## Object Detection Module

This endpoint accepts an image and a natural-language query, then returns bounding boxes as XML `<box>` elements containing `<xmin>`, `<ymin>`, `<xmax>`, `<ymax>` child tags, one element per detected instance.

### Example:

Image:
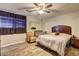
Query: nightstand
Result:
<box><xmin>72</xmin><ymin>37</ymin><xmax>79</xmax><ymax>48</ymax></box>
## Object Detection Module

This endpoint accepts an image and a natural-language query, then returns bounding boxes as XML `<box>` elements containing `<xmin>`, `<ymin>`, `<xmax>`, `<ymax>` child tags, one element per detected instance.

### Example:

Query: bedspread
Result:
<box><xmin>37</xmin><ymin>33</ymin><xmax>71</xmax><ymax>56</ymax></box>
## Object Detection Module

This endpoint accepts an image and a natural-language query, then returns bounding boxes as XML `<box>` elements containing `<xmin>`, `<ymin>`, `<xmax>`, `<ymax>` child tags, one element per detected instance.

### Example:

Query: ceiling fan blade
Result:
<box><xmin>44</xmin><ymin>10</ymin><xmax>50</xmax><ymax>13</ymax></box>
<box><xmin>26</xmin><ymin>10</ymin><xmax>32</xmax><ymax>12</ymax></box>
<box><xmin>48</xmin><ymin>9</ymin><xmax>59</xmax><ymax>12</ymax></box>
<box><xmin>26</xmin><ymin>9</ymin><xmax>37</xmax><ymax>12</ymax></box>
<box><xmin>45</xmin><ymin>4</ymin><xmax>53</xmax><ymax>8</ymax></box>
<box><xmin>33</xmin><ymin>3</ymin><xmax>39</xmax><ymax>7</ymax></box>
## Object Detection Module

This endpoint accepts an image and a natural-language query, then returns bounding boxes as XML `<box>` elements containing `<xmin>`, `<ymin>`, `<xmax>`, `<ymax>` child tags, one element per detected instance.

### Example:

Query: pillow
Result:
<box><xmin>60</xmin><ymin>33</ymin><xmax>71</xmax><ymax>38</ymax></box>
<box><xmin>55</xmin><ymin>32</ymin><xmax>60</xmax><ymax>35</ymax></box>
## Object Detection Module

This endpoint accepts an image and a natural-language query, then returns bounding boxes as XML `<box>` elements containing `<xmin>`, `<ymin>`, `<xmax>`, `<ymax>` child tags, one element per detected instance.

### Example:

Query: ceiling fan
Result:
<box><xmin>25</xmin><ymin>3</ymin><xmax>54</xmax><ymax>14</ymax></box>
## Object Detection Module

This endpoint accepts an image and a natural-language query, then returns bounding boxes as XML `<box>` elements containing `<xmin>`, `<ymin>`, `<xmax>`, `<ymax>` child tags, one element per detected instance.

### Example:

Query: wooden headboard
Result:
<box><xmin>52</xmin><ymin>25</ymin><xmax>72</xmax><ymax>35</ymax></box>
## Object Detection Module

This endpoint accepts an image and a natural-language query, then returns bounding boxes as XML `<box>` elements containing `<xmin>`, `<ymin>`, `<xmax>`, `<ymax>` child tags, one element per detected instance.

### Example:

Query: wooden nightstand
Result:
<box><xmin>72</xmin><ymin>37</ymin><xmax>79</xmax><ymax>48</ymax></box>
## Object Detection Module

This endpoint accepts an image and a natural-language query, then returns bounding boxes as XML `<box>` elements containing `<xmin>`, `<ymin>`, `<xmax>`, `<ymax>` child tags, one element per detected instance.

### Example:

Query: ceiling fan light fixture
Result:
<box><xmin>38</xmin><ymin>10</ymin><xmax>44</xmax><ymax>14</ymax></box>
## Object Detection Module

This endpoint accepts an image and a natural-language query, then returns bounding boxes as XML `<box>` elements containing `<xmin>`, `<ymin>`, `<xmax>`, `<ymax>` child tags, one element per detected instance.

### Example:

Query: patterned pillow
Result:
<box><xmin>55</xmin><ymin>32</ymin><xmax>60</xmax><ymax>35</ymax></box>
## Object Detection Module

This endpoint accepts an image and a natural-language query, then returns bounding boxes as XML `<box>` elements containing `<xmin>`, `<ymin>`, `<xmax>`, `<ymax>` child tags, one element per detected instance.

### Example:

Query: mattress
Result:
<box><xmin>37</xmin><ymin>33</ymin><xmax>71</xmax><ymax>56</ymax></box>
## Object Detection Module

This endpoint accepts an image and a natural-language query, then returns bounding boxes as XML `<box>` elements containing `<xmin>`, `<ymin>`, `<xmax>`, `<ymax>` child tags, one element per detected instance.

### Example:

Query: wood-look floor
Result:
<box><xmin>1</xmin><ymin>42</ymin><xmax>79</xmax><ymax>56</ymax></box>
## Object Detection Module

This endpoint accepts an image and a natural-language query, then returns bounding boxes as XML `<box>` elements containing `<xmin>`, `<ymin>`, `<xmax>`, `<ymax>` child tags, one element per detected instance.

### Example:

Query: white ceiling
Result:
<box><xmin>0</xmin><ymin>3</ymin><xmax>79</xmax><ymax>19</ymax></box>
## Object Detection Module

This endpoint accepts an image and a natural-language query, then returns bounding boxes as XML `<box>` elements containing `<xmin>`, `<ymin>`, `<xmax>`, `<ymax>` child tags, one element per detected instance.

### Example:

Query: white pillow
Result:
<box><xmin>60</xmin><ymin>33</ymin><xmax>71</xmax><ymax>38</ymax></box>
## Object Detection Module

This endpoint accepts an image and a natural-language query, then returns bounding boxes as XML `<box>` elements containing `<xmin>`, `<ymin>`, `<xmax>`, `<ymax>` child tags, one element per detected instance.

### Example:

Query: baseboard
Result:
<box><xmin>1</xmin><ymin>41</ymin><xmax>25</xmax><ymax>48</ymax></box>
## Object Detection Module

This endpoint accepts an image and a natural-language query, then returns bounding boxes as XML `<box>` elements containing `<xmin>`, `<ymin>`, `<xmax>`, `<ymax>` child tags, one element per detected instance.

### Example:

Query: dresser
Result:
<box><xmin>72</xmin><ymin>37</ymin><xmax>79</xmax><ymax>48</ymax></box>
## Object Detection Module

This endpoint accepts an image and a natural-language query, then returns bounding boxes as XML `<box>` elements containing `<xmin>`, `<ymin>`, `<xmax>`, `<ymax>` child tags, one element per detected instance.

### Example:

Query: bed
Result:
<box><xmin>36</xmin><ymin>25</ymin><xmax>72</xmax><ymax>56</ymax></box>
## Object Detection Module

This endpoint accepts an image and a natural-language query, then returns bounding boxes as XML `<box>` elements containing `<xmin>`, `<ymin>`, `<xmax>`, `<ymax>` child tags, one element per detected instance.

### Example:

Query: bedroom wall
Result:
<box><xmin>1</xmin><ymin>34</ymin><xmax>26</xmax><ymax>47</ymax></box>
<box><xmin>44</xmin><ymin>11</ymin><xmax>79</xmax><ymax>36</ymax></box>
<box><xmin>27</xmin><ymin>16</ymin><xmax>42</xmax><ymax>32</ymax></box>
